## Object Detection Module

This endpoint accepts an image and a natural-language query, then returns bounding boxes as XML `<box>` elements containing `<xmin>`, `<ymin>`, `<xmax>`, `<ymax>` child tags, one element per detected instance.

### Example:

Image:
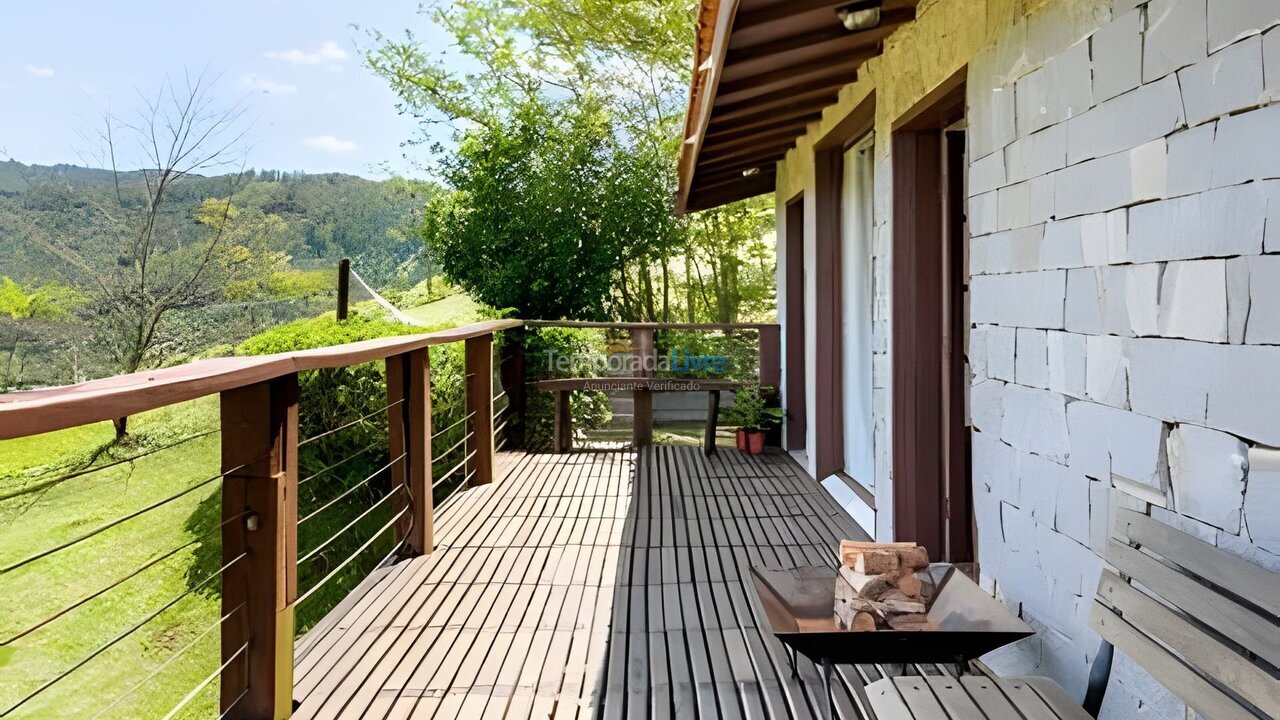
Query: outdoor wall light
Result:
<box><xmin>836</xmin><ymin>1</ymin><xmax>882</xmax><ymax>31</ymax></box>
<box><xmin>742</xmin><ymin>167</ymin><xmax>761</xmax><ymax>177</ymax></box>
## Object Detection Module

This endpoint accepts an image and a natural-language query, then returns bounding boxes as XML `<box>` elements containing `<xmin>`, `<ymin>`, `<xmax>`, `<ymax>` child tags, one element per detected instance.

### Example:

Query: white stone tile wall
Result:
<box><xmin>966</xmin><ymin>1</ymin><xmax>1280</xmax><ymax>711</ymax></box>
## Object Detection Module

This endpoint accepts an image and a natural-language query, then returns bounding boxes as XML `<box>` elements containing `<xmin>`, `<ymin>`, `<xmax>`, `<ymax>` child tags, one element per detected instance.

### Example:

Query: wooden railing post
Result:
<box><xmin>758</xmin><ymin>325</ymin><xmax>783</xmax><ymax>448</ymax></box>
<box><xmin>631</xmin><ymin>327</ymin><xmax>655</xmax><ymax>447</ymax></box>
<box><xmin>387</xmin><ymin>350</ymin><xmax>434</xmax><ymax>555</ymax></box>
<box><xmin>499</xmin><ymin>327</ymin><xmax>527</xmax><ymax>448</ymax></box>
<box><xmin>465</xmin><ymin>333</ymin><xmax>495</xmax><ymax>485</ymax></box>
<box><xmin>759</xmin><ymin>324</ymin><xmax>781</xmax><ymax>390</ymax></box>
<box><xmin>220</xmin><ymin>374</ymin><xmax>298</xmax><ymax>720</ymax></box>
<box><xmin>336</xmin><ymin>258</ymin><xmax>350</xmax><ymax>321</ymax></box>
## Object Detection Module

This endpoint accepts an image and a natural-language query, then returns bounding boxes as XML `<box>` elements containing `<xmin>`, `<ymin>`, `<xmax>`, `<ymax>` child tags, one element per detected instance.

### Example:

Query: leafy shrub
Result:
<box><xmin>265</xmin><ymin>269</ymin><xmax>335</xmax><ymax>299</ymax></box>
<box><xmin>723</xmin><ymin>383</ymin><xmax>782</xmax><ymax>431</ymax></box>
<box><xmin>654</xmin><ymin>328</ymin><xmax>759</xmax><ymax>381</ymax></box>
<box><xmin>235</xmin><ymin>312</ymin><xmax>420</xmax><ymax>355</ymax></box>
<box><xmin>521</xmin><ymin>327</ymin><xmax>612</xmax><ymax>447</ymax></box>
<box><xmin>211</xmin><ymin>312</ymin><xmax>444</xmax><ymax>630</ymax></box>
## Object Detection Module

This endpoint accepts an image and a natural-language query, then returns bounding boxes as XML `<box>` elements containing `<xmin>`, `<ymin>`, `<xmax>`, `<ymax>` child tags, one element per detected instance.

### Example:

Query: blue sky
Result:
<box><xmin>0</xmin><ymin>1</ymin><xmax>454</xmax><ymax>179</ymax></box>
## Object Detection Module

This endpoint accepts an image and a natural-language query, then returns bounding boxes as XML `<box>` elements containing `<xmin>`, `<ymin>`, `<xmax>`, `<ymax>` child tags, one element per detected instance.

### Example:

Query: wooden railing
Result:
<box><xmin>0</xmin><ymin>318</ymin><xmax>776</xmax><ymax>718</ymax></box>
<box><xmin>523</xmin><ymin>321</ymin><xmax>780</xmax><ymax>451</ymax></box>
<box><xmin>0</xmin><ymin>319</ymin><xmax>519</xmax><ymax>719</ymax></box>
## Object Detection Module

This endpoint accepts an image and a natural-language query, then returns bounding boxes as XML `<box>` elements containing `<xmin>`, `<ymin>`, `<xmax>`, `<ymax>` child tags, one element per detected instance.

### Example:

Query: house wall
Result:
<box><xmin>773</xmin><ymin>0</ymin><xmax>1280</xmax><ymax>715</ymax></box>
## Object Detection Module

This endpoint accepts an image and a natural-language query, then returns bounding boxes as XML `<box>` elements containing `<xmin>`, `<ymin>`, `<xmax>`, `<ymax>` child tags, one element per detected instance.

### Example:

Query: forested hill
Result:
<box><xmin>0</xmin><ymin>160</ymin><xmax>436</xmax><ymax>286</ymax></box>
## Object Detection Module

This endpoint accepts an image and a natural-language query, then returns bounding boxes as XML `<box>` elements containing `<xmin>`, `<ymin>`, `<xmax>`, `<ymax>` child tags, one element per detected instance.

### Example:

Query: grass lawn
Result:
<box><xmin>401</xmin><ymin>292</ymin><xmax>484</xmax><ymax>327</ymax></box>
<box><xmin>0</xmin><ymin>396</ymin><xmax>406</xmax><ymax>718</ymax></box>
<box><xmin>0</xmin><ymin>397</ymin><xmax>224</xmax><ymax>719</ymax></box>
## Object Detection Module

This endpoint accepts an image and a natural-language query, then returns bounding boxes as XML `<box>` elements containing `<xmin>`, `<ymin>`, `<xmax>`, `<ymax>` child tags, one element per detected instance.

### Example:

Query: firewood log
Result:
<box><xmin>838</xmin><ymin>566</ymin><xmax>895</xmax><ymax>600</ymax></box>
<box><xmin>880</xmin><ymin>591</ymin><xmax>927</xmax><ymax>615</ymax></box>
<box><xmin>853</xmin><ymin>549</ymin><xmax>900</xmax><ymax>575</ymax></box>
<box><xmin>848</xmin><ymin>611</ymin><xmax>877</xmax><ymax>632</ymax></box>
<box><xmin>897</xmin><ymin>546</ymin><xmax>930</xmax><ymax>570</ymax></box>
<box><xmin>895</xmin><ymin>573</ymin><xmax>923</xmax><ymax>598</ymax></box>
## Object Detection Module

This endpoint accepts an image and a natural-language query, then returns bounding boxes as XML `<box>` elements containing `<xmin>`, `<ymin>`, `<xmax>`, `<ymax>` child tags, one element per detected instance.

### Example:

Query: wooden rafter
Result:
<box><xmin>716</xmin><ymin>53</ymin><xmax>866</xmax><ymax>105</ymax></box>
<box><xmin>706</xmin><ymin>112</ymin><xmax>822</xmax><ymax>143</ymax></box>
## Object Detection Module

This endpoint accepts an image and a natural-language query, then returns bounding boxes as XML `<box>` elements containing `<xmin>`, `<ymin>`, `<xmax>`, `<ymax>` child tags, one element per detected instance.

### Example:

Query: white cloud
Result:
<box><xmin>240</xmin><ymin>73</ymin><xmax>298</xmax><ymax>95</ymax></box>
<box><xmin>25</xmin><ymin>64</ymin><xmax>55</xmax><ymax>78</ymax></box>
<box><xmin>303</xmin><ymin>135</ymin><xmax>358</xmax><ymax>153</ymax></box>
<box><xmin>264</xmin><ymin>40</ymin><xmax>349</xmax><ymax>66</ymax></box>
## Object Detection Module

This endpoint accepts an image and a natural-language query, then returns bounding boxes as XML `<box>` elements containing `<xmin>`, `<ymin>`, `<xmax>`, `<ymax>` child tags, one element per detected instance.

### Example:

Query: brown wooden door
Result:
<box><xmin>890</xmin><ymin>78</ymin><xmax>974</xmax><ymax>562</ymax></box>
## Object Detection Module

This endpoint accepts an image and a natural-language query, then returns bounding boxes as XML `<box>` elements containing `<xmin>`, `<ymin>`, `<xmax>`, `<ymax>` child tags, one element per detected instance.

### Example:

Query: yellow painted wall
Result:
<box><xmin>775</xmin><ymin>0</ymin><xmax>1110</xmax><ymax>196</ymax></box>
<box><xmin>771</xmin><ymin>0</ymin><xmax>1111</xmax><ymax>542</ymax></box>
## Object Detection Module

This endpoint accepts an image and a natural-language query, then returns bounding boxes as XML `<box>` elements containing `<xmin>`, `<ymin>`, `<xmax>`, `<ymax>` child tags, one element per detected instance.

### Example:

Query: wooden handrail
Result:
<box><xmin>524</xmin><ymin>320</ymin><xmax>778</xmax><ymax>330</ymax></box>
<box><xmin>0</xmin><ymin>319</ymin><xmax>522</xmax><ymax>440</ymax></box>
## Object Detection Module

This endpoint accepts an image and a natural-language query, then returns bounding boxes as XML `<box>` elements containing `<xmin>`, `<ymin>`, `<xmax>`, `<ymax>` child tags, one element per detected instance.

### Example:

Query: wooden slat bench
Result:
<box><xmin>865</xmin><ymin>507</ymin><xmax>1280</xmax><ymax>719</ymax></box>
<box><xmin>530</xmin><ymin>377</ymin><xmax>743</xmax><ymax>455</ymax></box>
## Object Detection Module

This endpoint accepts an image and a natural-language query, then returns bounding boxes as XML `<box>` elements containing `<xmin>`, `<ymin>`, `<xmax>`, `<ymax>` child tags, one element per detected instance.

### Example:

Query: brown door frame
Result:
<box><xmin>811</xmin><ymin>94</ymin><xmax>876</xmax><ymax>481</ymax></box>
<box><xmin>783</xmin><ymin>194</ymin><xmax>807</xmax><ymax>451</ymax></box>
<box><xmin>890</xmin><ymin>70</ymin><xmax>973</xmax><ymax>561</ymax></box>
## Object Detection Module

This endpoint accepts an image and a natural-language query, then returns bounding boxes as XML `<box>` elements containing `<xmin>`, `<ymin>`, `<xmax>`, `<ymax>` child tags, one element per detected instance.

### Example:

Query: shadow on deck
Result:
<box><xmin>292</xmin><ymin>446</ymin><xmax>891</xmax><ymax>719</ymax></box>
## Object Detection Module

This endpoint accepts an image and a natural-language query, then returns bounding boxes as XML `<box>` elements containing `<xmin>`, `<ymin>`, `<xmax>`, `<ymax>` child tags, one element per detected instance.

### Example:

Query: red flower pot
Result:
<box><xmin>746</xmin><ymin>430</ymin><xmax>765</xmax><ymax>455</ymax></box>
<box><xmin>735</xmin><ymin>428</ymin><xmax>748</xmax><ymax>452</ymax></box>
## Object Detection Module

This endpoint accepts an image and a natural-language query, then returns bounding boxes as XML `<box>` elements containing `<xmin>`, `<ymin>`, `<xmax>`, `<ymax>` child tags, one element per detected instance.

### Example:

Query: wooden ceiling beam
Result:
<box><xmin>734</xmin><ymin>0</ymin><xmax>851</xmax><ymax>31</ymax></box>
<box><xmin>725</xmin><ymin>8</ymin><xmax>913</xmax><ymax>70</ymax></box>
<box><xmin>708</xmin><ymin>103</ymin><xmax>824</xmax><ymax>133</ymax></box>
<box><xmin>686</xmin><ymin>171</ymin><xmax>776</xmax><ymax>212</ymax></box>
<box><xmin>712</xmin><ymin>82</ymin><xmax>845</xmax><ymax>122</ymax></box>
<box><xmin>715</xmin><ymin>53</ymin><xmax>869</xmax><ymax>105</ymax></box>
<box><xmin>734</xmin><ymin>0</ymin><xmax>917</xmax><ymax>31</ymax></box>
<box><xmin>706</xmin><ymin>111</ymin><xmax>823</xmax><ymax>143</ymax></box>
<box><xmin>695</xmin><ymin>162</ymin><xmax>785</xmax><ymax>188</ymax></box>
<box><xmin>702</xmin><ymin>122</ymin><xmax>815</xmax><ymax>154</ymax></box>
<box><xmin>699</xmin><ymin>141</ymin><xmax>797</xmax><ymax>170</ymax></box>
<box><xmin>699</xmin><ymin>151</ymin><xmax>788</xmax><ymax>174</ymax></box>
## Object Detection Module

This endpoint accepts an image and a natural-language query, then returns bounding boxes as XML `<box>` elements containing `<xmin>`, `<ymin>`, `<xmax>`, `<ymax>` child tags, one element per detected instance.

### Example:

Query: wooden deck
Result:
<box><xmin>292</xmin><ymin>446</ymin><xmax>893</xmax><ymax>719</ymax></box>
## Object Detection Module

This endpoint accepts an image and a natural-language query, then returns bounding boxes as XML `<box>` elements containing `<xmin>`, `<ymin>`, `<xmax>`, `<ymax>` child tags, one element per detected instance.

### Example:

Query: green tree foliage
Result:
<box><xmin>0</xmin><ymin>278</ymin><xmax>87</xmax><ymax>390</ymax></box>
<box><xmin>0</xmin><ymin>277</ymin><xmax>83</xmax><ymax>320</ymax></box>
<box><xmin>422</xmin><ymin>96</ymin><xmax>679</xmax><ymax>319</ymax></box>
<box><xmin>368</xmin><ymin>0</ymin><xmax>778</xmax><ymax>324</ymax></box>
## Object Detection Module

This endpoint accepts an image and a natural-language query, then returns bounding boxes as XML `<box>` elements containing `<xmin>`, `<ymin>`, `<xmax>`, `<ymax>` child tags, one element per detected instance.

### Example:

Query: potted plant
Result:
<box><xmin>730</xmin><ymin>384</ymin><xmax>783</xmax><ymax>454</ymax></box>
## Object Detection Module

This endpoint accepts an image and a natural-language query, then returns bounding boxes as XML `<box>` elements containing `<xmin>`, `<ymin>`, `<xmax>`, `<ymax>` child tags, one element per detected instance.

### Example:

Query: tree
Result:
<box><xmin>0</xmin><ymin>277</ymin><xmax>86</xmax><ymax>390</ymax></box>
<box><xmin>422</xmin><ymin>96</ymin><xmax>677</xmax><ymax>319</ymax></box>
<box><xmin>27</xmin><ymin>73</ymin><xmax>263</xmax><ymax>436</ymax></box>
<box><xmin>368</xmin><ymin>0</ymin><xmax>778</xmax><ymax>324</ymax></box>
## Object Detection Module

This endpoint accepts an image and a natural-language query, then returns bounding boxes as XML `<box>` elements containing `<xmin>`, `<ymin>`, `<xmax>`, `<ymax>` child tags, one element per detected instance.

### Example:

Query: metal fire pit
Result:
<box><xmin>748</xmin><ymin>564</ymin><xmax>1033</xmax><ymax>718</ymax></box>
<box><xmin>750</xmin><ymin>564</ymin><xmax>1033</xmax><ymax>665</ymax></box>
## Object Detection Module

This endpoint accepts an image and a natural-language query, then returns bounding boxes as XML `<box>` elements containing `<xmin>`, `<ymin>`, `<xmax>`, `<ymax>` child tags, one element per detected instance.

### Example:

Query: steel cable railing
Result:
<box><xmin>298</xmin><ymin>485</ymin><xmax>404</xmax><ymax>566</ymax></box>
<box><xmin>0</xmin><ymin>320</ymin><xmax>526</xmax><ymax>718</ymax></box>
<box><xmin>2</xmin><ymin>552</ymin><xmax>246</xmax><ymax>716</ymax></box>
<box><xmin>159</xmin><ymin>641</ymin><xmax>248</xmax><ymax>720</ymax></box>
<box><xmin>432</xmin><ymin>449</ymin><xmax>476</xmax><ymax>491</ymax></box>
<box><xmin>436</xmin><ymin>430</ymin><xmax>475</xmax><ymax>465</ymax></box>
<box><xmin>297</xmin><ymin>452</ymin><xmax>405</xmax><ymax>527</ymax></box>
<box><xmin>298</xmin><ymin>441</ymin><xmax>384</xmax><ymax>487</ymax></box>
<box><xmin>0</xmin><ymin>429</ymin><xmax>219</xmax><ymax>503</ymax></box>
<box><xmin>293</xmin><ymin>391</ymin><xmax>418</xmax><ymax>627</ymax></box>
<box><xmin>296</xmin><ymin>507</ymin><xmax>408</xmax><ymax>606</ymax></box>
<box><xmin>430</xmin><ymin>410</ymin><xmax>476</xmax><ymax>442</ymax></box>
<box><xmin>299</xmin><ymin>399</ymin><xmax>403</xmax><ymax>448</ymax></box>
<box><xmin>88</xmin><ymin>602</ymin><xmax>245</xmax><ymax>720</ymax></box>
<box><xmin>0</xmin><ymin>451</ymin><xmax>262</xmax><ymax>576</ymax></box>
<box><xmin>1</xmin><ymin>510</ymin><xmax>248</xmax><ymax>646</ymax></box>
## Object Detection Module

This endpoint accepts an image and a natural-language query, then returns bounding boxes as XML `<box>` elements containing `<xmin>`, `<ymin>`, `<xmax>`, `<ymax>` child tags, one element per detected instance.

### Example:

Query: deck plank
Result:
<box><xmin>293</xmin><ymin>446</ymin><xmax>877</xmax><ymax>719</ymax></box>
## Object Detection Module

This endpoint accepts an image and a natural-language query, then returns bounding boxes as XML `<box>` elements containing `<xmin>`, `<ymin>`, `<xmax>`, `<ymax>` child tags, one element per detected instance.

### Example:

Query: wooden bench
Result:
<box><xmin>865</xmin><ymin>507</ymin><xmax>1280</xmax><ymax>719</ymax></box>
<box><xmin>529</xmin><ymin>377</ymin><xmax>743</xmax><ymax>455</ymax></box>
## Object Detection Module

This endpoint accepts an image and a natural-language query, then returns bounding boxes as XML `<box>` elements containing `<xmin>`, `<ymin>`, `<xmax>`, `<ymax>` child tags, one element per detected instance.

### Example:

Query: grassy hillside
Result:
<box><xmin>401</xmin><ymin>292</ymin><xmax>484</xmax><ymax>326</ymax></box>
